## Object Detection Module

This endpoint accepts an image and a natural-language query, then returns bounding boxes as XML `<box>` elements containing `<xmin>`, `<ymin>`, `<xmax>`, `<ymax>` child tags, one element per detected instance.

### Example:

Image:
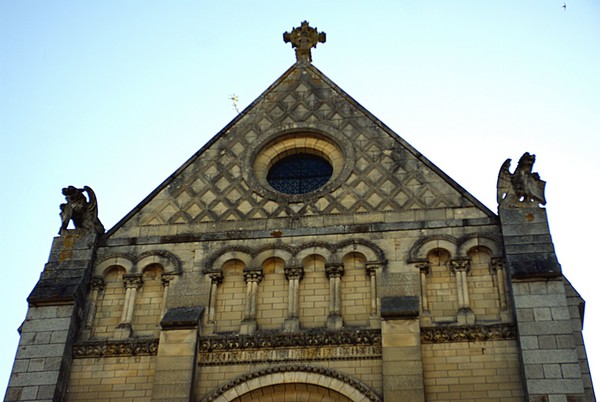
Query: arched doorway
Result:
<box><xmin>202</xmin><ymin>365</ymin><xmax>381</xmax><ymax>402</ymax></box>
<box><xmin>231</xmin><ymin>383</ymin><xmax>352</xmax><ymax>401</ymax></box>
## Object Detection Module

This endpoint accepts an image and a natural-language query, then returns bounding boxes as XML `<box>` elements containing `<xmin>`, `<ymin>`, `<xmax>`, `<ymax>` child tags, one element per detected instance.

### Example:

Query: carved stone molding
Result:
<box><xmin>199</xmin><ymin>330</ymin><xmax>381</xmax><ymax>365</ymax></box>
<box><xmin>199</xmin><ymin>329</ymin><xmax>381</xmax><ymax>352</ymax></box>
<box><xmin>73</xmin><ymin>338</ymin><xmax>159</xmax><ymax>358</ymax></box>
<box><xmin>421</xmin><ymin>324</ymin><xmax>515</xmax><ymax>344</ymax></box>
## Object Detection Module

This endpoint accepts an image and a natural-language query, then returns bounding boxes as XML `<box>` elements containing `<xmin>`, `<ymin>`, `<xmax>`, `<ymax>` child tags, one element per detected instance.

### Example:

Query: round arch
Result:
<box><xmin>94</xmin><ymin>254</ymin><xmax>135</xmax><ymax>276</ymax></box>
<box><xmin>202</xmin><ymin>365</ymin><xmax>381</xmax><ymax>402</ymax></box>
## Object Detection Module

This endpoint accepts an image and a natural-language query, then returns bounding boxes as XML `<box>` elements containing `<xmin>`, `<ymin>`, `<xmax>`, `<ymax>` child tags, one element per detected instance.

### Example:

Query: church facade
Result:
<box><xmin>5</xmin><ymin>22</ymin><xmax>595</xmax><ymax>401</ymax></box>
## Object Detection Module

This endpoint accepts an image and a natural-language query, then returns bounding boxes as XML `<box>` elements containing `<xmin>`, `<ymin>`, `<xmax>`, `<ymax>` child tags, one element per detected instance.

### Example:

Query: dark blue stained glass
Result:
<box><xmin>267</xmin><ymin>153</ymin><xmax>333</xmax><ymax>195</ymax></box>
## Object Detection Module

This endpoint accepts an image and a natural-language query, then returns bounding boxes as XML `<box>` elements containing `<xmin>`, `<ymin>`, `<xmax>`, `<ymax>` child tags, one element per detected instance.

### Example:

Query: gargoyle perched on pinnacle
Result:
<box><xmin>58</xmin><ymin>185</ymin><xmax>105</xmax><ymax>235</ymax></box>
<box><xmin>497</xmin><ymin>152</ymin><xmax>547</xmax><ymax>208</ymax></box>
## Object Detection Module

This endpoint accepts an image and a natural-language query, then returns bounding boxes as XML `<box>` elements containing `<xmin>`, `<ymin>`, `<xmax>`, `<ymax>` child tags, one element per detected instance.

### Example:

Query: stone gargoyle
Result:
<box><xmin>497</xmin><ymin>152</ymin><xmax>546</xmax><ymax>208</ymax></box>
<box><xmin>58</xmin><ymin>185</ymin><xmax>105</xmax><ymax>235</ymax></box>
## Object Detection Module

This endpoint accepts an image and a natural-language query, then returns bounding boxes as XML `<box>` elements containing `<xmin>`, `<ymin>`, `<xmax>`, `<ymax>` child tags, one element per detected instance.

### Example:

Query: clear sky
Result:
<box><xmin>2</xmin><ymin>0</ymin><xmax>599</xmax><ymax>394</ymax></box>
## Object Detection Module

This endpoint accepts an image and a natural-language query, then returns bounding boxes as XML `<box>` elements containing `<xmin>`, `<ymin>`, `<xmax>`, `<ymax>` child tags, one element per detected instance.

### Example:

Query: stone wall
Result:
<box><xmin>422</xmin><ymin>340</ymin><xmax>524</xmax><ymax>400</ymax></box>
<box><xmin>66</xmin><ymin>357</ymin><xmax>155</xmax><ymax>401</ymax></box>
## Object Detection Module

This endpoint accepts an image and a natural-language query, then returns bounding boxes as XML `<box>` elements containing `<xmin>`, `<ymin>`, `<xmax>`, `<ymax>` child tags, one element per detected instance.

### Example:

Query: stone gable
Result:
<box><xmin>109</xmin><ymin>63</ymin><xmax>492</xmax><ymax>239</ymax></box>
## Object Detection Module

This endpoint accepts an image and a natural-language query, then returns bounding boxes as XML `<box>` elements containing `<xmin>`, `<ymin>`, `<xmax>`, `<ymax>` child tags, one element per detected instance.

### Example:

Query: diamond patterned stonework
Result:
<box><xmin>114</xmin><ymin>65</ymin><xmax>483</xmax><ymax>238</ymax></box>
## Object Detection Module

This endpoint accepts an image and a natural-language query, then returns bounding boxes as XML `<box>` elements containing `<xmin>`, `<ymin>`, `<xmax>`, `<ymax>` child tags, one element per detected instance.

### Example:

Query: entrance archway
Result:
<box><xmin>202</xmin><ymin>365</ymin><xmax>381</xmax><ymax>402</ymax></box>
<box><xmin>231</xmin><ymin>383</ymin><xmax>352</xmax><ymax>401</ymax></box>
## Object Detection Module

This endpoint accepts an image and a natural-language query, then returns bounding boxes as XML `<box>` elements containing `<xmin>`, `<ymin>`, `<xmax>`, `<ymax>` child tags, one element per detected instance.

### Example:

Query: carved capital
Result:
<box><xmin>325</xmin><ymin>263</ymin><xmax>344</xmax><ymax>279</ymax></box>
<box><xmin>123</xmin><ymin>274</ymin><xmax>142</xmax><ymax>289</ymax></box>
<box><xmin>365</xmin><ymin>262</ymin><xmax>382</xmax><ymax>276</ymax></box>
<box><xmin>416</xmin><ymin>262</ymin><xmax>431</xmax><ymax>274</ymax></box>
<box><xmin>491</xmin><ymin>258</ymin><xmax>505</xmax><ymax>273</ymax></box>
<box><xmin>161</xmin><ymin>274</ymin><xmax>176</xmax><ymax>287</ymax></box>
<box><xmin>208</xmin><ymin>272</ymin><xmax>223</xmax><ymax>285</ymax></box>
<box><xmin>450</xmin><ymin>259</ymin><xmax>470</xmax><ymax>273</ymax></box>
<box><xmin>243</xmin><ymin>271</ymin><xmax>263</xmax><ymax>283</ymax></box>
<box><xmin>90</xmin><ymin>276</ymin><xmax>105</xmax><ymax>291</ymax></box>
<box><xmin>284</xmin><ymin>266</ymin><xmax>304</xmax><ymax>281</ymax></box>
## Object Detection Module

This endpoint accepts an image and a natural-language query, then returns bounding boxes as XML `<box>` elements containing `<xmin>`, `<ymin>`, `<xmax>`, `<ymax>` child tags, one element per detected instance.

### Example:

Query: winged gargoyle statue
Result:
<box><xmin>497</xmin><ymin>152</ymin><xmax>546</xmax><ymax>208</ymax></box>
<box><xmin>58</xmin><ymin>185</ymin><xmax>105</xmax><ymax>235</ymax></box>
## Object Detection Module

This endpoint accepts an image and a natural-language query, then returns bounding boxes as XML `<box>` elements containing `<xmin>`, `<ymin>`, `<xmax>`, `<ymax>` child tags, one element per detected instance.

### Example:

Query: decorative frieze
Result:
<box><xmin>200</xmin><ymin>329</ymin><xmax>380</xmax><ymax>351</ymax></box>
<box><xmin>73</xmin><ymin>338</ymin><xmax>159</xmax><ymax>358</ymax></box>
<box><xmin>198</xmin><ymin>344</ymin><xmax>381</xmax><ymax>365</ymax></box>
<box><xmin>421</xmin><ymin>324</ymin><xmax>515</xmax><ymax>344</ymax></box>
<box><xmin>198</xmin><ymin>329</ymin><xmax>381</xmax><ymax>365</ymax></box>
<box><xmin>198</xmin><ymin>330</ymin><xmax>381</xmax><ymax>366</ymax></box>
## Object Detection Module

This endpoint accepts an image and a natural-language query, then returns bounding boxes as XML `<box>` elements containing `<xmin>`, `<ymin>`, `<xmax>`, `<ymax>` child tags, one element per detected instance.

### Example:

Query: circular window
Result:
<box><xmin>267</xmin><ymin>153</ymin><xmax>333</xmax><ymax>195</ymax></box>
<box><xmin>247</xmin><ymin>130</ymin><xmax>353</xmax><ymax>201</ymax></box>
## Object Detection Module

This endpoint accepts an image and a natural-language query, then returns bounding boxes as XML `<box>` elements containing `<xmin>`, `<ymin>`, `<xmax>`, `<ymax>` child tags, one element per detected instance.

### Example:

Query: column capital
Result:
<box><xmin>415</xmin><ymin>262</ymin><xmax>431</xmax><ymax>274</ymax></box>
<box><xmin>243</xmin><ymin>270</ymin><xmax>263</xmax><ymax>283</ymax></box>
<box><xmin>365</xmin><ymin>261</ymin><xmax>383</xmax><ymax>275</ymax></box>
<box><xmin>284</xmin><ymin>266</ymin><xmax>304</xmax><ymax>281</ymax></box>
<box><xmin>161</xmin><ymin>274</ymin><xmax>176</xmax><ymax>287</ymax></box>
<box><xmin>491</xmin><ymin>258</ymin><xmax>505</xmax><ymax>272</ymax></box>
<box><xmin>450</xmin><ymin>259</ymin><xmax>470</xmax><ymax>273</ymax></box>
<box><xmin>123</xmin><ymin>274</ymin><xmax>142</xmax><ymax>289</ymax></box>
<box><xmin>90</xmin><ymin>276</ymin><xmax>105</xmax><ymax>291</ymax></box>
<box><xmin>325</xmin><ymin>263</ymin><xmax>344</xmax><ymax>278</ymax></box>
<box><xmin>208</xmin><ymin>272</ymin><xmax>223</xmax><ymax>285</ymax></box>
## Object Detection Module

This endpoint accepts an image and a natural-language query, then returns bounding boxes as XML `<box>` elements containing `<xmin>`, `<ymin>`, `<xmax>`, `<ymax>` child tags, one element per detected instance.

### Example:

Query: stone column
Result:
<box><xmin>204</xmin><ymin>272</ymin><xmax>222</xmax><ymax>335</ymax></box>
<box><xmin>5</xmin><ymin>231</ymin><xmax>99</xmax><ymax>402</ymax></box>
<box><xmin>491</xmin><ymin>258</ymin><xmax>511</xmax><ymax>321</ymax></box>
<box><xmin>82</xmin><ymin>277</ymin><xmax>105</xmax><ymax>340</ymax></box>
<box><xmin>415</xmin><ymin>262</ymin><xmax>431</xmax><ymax>326</ymax></box>
<box><xmin>283</xmin><ymin>266</ymin><xmax>303</xmax><ymax>332</ymax></box>
<box><xmin>325</xmin><ymin>263</ymin><xmax>344</xmax><ymax>330</ymax></box>
<box><xmin>160</xmin><ymin>274</ymin><xmax>175</xmax><ymax>319</ymax></box>
<box><xmin>115</xmin><ymin>274</ymin><xmax>142</xmax><ymax>339</ymax></box>
<box><xmin>380</xmin><ymin>296</ymin><xmax>425</xmax><ymax>401</ymax></box>
<box><xmin>240</xmin><ymin>270</ymin><xmax>262</xmax><ymax>335</ymax></box>
<box><xmin>450</xmin><ymin>259</ymin><xmax>475</xmax><ymax>325</ymax></box>
<box><xmin>152</xmin><ymin>306</ymin><xmax>204</xmax><ymax>402</ymax></box>
<box><xmin>366</xmin><ymin>262</ymin><xmax>381</xmax><ymax>328</ymax></box>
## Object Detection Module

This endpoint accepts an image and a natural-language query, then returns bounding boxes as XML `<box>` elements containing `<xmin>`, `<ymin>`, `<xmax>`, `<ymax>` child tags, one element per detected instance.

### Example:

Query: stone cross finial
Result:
<box><xmin>283</xmin><ymin>21</ymin><xmax>326</xmax><ymax>63</ymax></box>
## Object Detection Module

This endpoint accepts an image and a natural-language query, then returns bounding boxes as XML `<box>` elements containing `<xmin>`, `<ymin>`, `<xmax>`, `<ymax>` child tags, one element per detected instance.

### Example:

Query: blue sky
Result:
<box><xmin>2</xmin><ymin>1</ymin><xmax>599</xmax><ymax>393</ymax></box>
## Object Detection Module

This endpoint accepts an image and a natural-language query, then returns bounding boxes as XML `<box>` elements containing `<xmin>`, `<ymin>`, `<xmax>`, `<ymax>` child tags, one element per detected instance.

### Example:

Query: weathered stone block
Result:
<box><xmin>528</xmin><ymin>379</ymin><xmax>584</xmax><ymax>395</ymax></box>
<box><xmin>380</xmin><ymin>296</ymin><xmax>419</xmax><ymax>318</ymax></box>
<box><xmin>523</xmin><ymin>349</ymin><xmax>579</xmax><ymax>365</ymax></box>
<box><xmin>160</xmin><ymin>306</ymin><xmax>204</xmax><ymax>329</ymax></box>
